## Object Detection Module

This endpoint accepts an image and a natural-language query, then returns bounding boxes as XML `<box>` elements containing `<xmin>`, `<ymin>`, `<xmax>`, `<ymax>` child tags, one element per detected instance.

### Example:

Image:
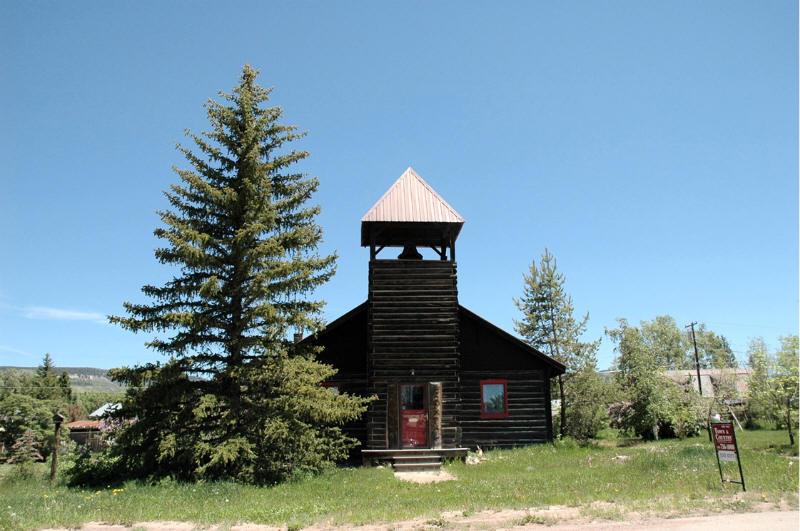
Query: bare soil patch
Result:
<box><xmin>393</xmin><ymin>469</ymin><xmax>457</xmax><ymax>483</ymax></box>
<box><xmin>40</xmin><ymin>503</ymin><xmax>798</xmax><ymax>531</ymax></box>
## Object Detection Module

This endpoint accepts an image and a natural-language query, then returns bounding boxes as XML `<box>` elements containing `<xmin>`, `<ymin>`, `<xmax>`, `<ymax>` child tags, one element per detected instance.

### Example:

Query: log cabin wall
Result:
<box><xmin>334</xmin><ymin>375</ymin><xmax>369</xmax><ymax>449</ymax></box>
<box><xmin>366</xmin><ymin>259</ymin><xmax>461</xmax><ymax>449</ymax></box>
<box><xmin>459</xmin><ymin>370</ymin><xmax>550</xmax><ymax>447</ymax></box>
<box><xmin>309</xmin><ymin>304</ymin><xmax>369</xmax><ymax>449</ymax></box>
<box><xmin>458</xmin><ymin>307</ymin><xmax>554</xmax><ymax>447</ymax></box>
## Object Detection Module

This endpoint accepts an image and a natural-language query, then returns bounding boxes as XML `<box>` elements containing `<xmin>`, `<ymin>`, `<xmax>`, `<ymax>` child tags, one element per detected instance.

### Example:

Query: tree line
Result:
<box><xmin>514</xmin><ymin>248</ymin><xmax>798</xmax><ymax>445</ymax></box>
<box><xmin>0</xmin><ymin>354</ymin><xmax>123</xmax><ymax>465</ymax></box>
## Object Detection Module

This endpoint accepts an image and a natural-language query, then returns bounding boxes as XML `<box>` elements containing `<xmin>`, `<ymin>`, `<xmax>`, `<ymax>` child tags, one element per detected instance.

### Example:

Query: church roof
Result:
<box><xmin>361</xmin><ymin>167</ymin><xmax>464</xmax><ymax>224</ymax></box>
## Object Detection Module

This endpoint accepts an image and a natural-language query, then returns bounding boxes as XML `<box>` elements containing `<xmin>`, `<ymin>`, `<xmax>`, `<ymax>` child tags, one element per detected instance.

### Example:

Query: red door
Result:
<box><xmin>401</xmin><ymin>384</ymin><xmax>427</xmax><ymax>448</ymax></box>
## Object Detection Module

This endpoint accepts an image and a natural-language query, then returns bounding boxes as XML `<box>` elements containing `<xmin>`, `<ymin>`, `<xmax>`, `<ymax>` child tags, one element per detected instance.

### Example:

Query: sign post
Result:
<box><xmin>711</xmin><ymin>422</ymin><xmax>745</xmax><ymax>491</ymax></box>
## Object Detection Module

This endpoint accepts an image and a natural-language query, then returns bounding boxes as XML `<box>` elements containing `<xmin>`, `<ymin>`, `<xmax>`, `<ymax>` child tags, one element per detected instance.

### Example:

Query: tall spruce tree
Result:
<box><xmin>97</xmin><ymin>65</ymin><xmax>369</xmax><ymax>484</ymax></box>
<box><xmin>33</xmin><ymin>353</ymin><xmax>60</xmax><ymax>401</ymax></box>
<box><xmin>513</xmin><ymin>248</ymin><xmax>599</xmax><ymax>438</ymax></box>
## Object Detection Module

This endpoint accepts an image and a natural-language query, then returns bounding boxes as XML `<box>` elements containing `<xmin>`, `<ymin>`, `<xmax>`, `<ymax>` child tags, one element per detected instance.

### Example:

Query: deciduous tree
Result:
<box><xmin>562</xmin><ymin>366</ymin><xmax>614</xmax><ymax>441</ymax></box>
<box><xmin>640</xmin><ymin>316</ymin><xmax>690</xmax><ymax>369</ymax></box>
<box><xmin>607</xmin><ymin>319</ymin><xmax>703</xmax><ymax>440</ymax></box>
<box><xmin>692</xmin><ymin>324</ymin><xmax>737</xmax><ymax>369</ymax></box>
<box><xmin>747</xmin><ymin>335</ymin><xmax>798</xmax><ymax>445</ymax></box>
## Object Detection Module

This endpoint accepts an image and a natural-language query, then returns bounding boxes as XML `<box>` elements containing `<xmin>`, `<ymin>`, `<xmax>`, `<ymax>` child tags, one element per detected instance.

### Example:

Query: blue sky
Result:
<box><xmin>1</xmin><ymin>1</ymin><xmax>796</xmax><ymax>370</ymax></box>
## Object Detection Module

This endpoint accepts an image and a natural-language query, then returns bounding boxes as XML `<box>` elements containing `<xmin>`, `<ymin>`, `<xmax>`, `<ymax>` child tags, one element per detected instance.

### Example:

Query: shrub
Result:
<box><xmin>563</xmin><ymin>367</ymin><xmax>614</xmax><ymax>441</ymax></box>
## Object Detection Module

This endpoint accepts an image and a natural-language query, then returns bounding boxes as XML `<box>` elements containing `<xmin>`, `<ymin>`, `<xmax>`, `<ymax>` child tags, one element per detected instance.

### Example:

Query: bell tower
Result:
<box><xmin>361</xmin><ymin>167</ymin><xmax>465</xmax><ymax>449</ymax></box>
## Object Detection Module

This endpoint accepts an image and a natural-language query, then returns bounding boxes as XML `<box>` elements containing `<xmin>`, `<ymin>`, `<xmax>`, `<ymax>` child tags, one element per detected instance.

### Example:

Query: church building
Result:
<box><xmin>307</xmin><ymin>168</ymin><xmax>565</xmax><ymax>468</ymax></box>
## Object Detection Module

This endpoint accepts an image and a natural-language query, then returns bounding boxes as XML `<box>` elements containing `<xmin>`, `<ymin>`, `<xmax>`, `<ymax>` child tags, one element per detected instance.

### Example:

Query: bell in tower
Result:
<box><xmin>397</xmin><ymin>245</ymin><xmax>422</xmax><ymax>260</ymax></box>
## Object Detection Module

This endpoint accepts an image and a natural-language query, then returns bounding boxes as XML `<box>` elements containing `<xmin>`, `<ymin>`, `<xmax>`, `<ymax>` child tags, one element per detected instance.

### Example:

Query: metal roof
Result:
<box><xmin>361</xmin><ymin>167</ymin><xmax>465</xmax><ymax>224</ymax></box>
<box><xmin>66</xmin><ymin>420</ymin><xmax>102</xmax><ymax>430</ymax></box>
<box><xmin>89</xmin><ymin>402</ymin><xmax>120</xmax><ymax>419</ymax></box>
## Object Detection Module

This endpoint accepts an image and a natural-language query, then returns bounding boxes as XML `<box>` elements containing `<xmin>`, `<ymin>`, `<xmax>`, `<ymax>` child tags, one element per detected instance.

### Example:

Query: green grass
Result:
<box><xmin>1</xmin><ymin>429</ymin><xmax>797</xmax><ymax>530</ymax></box>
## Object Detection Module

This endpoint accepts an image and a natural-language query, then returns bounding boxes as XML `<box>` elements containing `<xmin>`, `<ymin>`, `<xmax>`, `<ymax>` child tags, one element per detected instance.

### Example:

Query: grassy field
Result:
<box><xmin>1</xmin><ymin>429</ymin><xmax>796</xmax><ymax>530</ymax></box>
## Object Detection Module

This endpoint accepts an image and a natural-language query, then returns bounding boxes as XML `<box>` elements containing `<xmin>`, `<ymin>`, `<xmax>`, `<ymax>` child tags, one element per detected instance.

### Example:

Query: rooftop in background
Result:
<box><xmin>89</xmin><ymin>402</ymin><xmax>120</xmax><ymax>419</ymax></box>
<box><xmin>66</xmin><ymin>420</ymin><xmax>102</xmax><ymax>430</ymax></box>
<box><xmin>600</xmin><ymin>368</ymin><xmax>753</xmax><ymax>399</ymax></box>
<box><xmin>664</xmin><ymin>368</ymin><xmax>752</xmax><ymax>398</ymax></box>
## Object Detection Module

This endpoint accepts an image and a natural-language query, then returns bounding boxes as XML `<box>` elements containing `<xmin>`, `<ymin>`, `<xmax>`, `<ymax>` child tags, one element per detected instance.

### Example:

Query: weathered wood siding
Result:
<box><xmin>311</xmin><ymin>304</ymin><xmax>369</xmax><ymax>449</ymax></box>
<box><xmin>366</xmin><ymin>259</ymin><xmax>461</xmax><ymax>448</ymax></box>
<box><xmin>458</xmin><ymin>308</ymin><xmax>554</xmax><ymax>448</ymax></box>
<box><xmin>459</xmin><ymin>370</ymin><xmax>550</xmax><ymax>448</ymax></box>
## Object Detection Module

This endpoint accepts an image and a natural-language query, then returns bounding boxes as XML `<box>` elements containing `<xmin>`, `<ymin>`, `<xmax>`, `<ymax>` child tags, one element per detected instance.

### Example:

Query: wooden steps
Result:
<box><xmin>361</xmin><ymin>448</ymin><xmax>468</xmax><ymax>472</ymax></box>
<box><xmin>392</xmin><ymin>454</ymin><xmax>442</xmax><ymax>472</ymax></box>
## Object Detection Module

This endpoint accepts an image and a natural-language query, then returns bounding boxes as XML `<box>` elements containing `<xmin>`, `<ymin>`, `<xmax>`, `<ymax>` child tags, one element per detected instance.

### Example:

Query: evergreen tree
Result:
<box><xmin>8</xmin><ymin>430</ymin><xmax>44</xmax><ymax>464</ymax></box>
<box><xmin>513</xmin><ymin>248</ymin><xmax>599</xmax><ymax>438</ymax></box>
<box><xmin>57</xmin><ymin>371</ymin><xmax>73</xmax><ymax>402</ymax></box>
<box><xmin>33</xmin><ymin>353</ymin><xmax>60</xmax><ymax>401</ymax></box>
<box><xmin>95</xmin><ymin>65</ymin><xmax>369</xmax><ymax>484</ymax></box>
<box><xmin>36</xmin><ymin>353</ymin><xmax>55</xmax><ymax>378</ymax></box>
<box><xmin>0</xmin><ymin>393</ymin><xmax>54</xmax><ymax>458</ymax></box>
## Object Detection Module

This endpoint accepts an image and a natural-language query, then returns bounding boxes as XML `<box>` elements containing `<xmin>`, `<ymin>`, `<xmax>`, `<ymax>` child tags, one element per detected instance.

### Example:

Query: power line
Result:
<box><xmin>0</xmin><ymin>386</ymin><xmax>134</xmax><ymax>389</ymax></box>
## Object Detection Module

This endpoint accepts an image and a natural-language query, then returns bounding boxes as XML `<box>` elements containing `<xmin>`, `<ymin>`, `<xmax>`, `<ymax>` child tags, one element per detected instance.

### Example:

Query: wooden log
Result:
<box><xmin>429</xmin><ymin>382</ymin><xmax>443</xmax><ymax>449</ymax></box>
<box><xmin>387</xmin><ymin>383</ymin><xmax>399</xmax><ymax>449</ymax></box>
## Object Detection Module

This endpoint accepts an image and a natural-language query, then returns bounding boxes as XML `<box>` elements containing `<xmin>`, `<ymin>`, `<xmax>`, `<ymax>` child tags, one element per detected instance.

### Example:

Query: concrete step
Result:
<box><xmin>392</xmin><ymin>455</ymin><xmax>442</xmax><ymax>472</ymax></box>
<box><xmin>392</xmin><ymin>454</ymin><xmax>442</xmax><ymax>463</ymax></box>
<box><xmin>393</xmin><ymin>461</ymin><xmax>442</xmax><ymax>472</ymax></box>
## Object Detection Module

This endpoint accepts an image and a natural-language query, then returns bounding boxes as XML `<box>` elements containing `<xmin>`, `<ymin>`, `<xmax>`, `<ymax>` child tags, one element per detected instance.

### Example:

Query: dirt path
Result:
<box><xmin>525</xmin><ymin>510</ymin><xmax>799</xmax><ymax>530</ymax></box>
<box><xmin>42</xmin><ymin>508</ymin><xmax>799</xmax><ymax>531</ymax></box>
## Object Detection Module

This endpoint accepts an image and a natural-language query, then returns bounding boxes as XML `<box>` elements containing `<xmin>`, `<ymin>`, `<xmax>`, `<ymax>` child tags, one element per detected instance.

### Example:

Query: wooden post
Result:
<box><xmin>429</xmin><ymin>382</ymin><xmax>443</xmax><ymax>449</ymax></box>
<box><xmin>50</xmin><ymin>413</ymin><xmax>64</xmax><ymax>482</ymax></box>
<box><xmin>387</xmin><ymin>384</ymin><xmax>399</xmax><ymax>449</ymax></box>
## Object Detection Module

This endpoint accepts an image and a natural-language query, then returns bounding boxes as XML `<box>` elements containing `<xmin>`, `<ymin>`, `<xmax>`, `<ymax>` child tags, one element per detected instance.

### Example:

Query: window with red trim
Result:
<box><xmin>322</xmin><ymin>382</ymin><xmax>341</xmax><ymax>395</ymax></box>
<box><xmin>480</xmin><ymin>379</ymin><xmax>508</xmax><ymax>418</ymax></box>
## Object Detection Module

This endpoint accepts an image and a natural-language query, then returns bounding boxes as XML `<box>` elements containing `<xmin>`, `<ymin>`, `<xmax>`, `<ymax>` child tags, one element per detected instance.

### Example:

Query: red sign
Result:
<box><xmin>712</xmin><ymin>423</ymin><xmax>738</xmax><ymax>462</ymax></box>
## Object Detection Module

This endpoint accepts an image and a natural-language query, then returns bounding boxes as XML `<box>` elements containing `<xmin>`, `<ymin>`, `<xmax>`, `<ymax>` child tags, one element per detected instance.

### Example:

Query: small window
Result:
<box><xmin>401</xmin><ymin>384</ymin><xmax>425</xmax><ymax>410</ymax></box>
<box><xmin>322</xmin><ymin>382</ymin><xmax>341</xmax><ymax>395</ymax></box>
<box><xmin>480</xmin><ymin>379</ymin><xmax>508</xmax><ymax>418</ymax></box>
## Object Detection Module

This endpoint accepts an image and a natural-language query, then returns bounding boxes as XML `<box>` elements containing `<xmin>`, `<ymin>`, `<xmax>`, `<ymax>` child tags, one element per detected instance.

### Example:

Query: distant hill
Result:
<box><xmin>0</xmin><ymin>366</ymin><xmax>125</xmax><ymax>393</ymax></box>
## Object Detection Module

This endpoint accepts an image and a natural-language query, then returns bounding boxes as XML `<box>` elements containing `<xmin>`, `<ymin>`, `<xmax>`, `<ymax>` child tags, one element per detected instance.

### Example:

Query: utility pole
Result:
<box><xmin>686</xmin><ymin>322</ymin><xmax>711</xmax><ymax>441</ymax></box>
<box><xmin>686</xmin><ymin>322</ymin><xmax>703</xmax><ymax>396</ymax></box>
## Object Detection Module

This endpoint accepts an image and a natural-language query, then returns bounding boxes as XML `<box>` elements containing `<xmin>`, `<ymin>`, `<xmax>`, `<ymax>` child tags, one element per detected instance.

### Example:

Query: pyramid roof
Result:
<box><xmin>361</xmin><ymin>167</ymin><xmax>464</xmax><ymax>224</ymax></box>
